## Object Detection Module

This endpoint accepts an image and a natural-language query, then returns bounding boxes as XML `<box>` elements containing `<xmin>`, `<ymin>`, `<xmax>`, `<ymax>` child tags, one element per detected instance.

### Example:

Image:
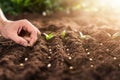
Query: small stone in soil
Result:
<box><xmin>50</xmin><ymin>52</ymin><xmax>52</xmax><ymax>54</ymax></box>
<box><xmin>67</xmin><ymin>53</ymin><xmax>70</xmax><ymax>56</ymax></box>
<box><xmin>87</xmin><ymin>52</ymin><xmax>90</xmax><ymax>55</ymax></box>
<box><xmin>69</xmin><ymin>66</ymin><xmax>74</xmax><ymax>70</ymax></box>
<box><xmin>47</xmin><ymin>63</ymin><xmax>51</xmax><ymax>68</ymax></box>
<box><xmin>113</xmin><ymin>57</ymin><xmax>117</xmax><ymax>60</ymax></box>
<box><xmin>68</xmin><ymin>56</ymin><xmax>72</xmax><ymax>60</ymax></box>
<box><xmin>119</xmin><ymin>64</ymin><xmax>120</xmax><ymax>67</ymax></box>
<box><xmin>20</xmin><ymin>63</ymin><xmax>24</xmax><ymax>67</ymax></box>
<box><xmin>89</xmin><ymin>58</ymin><xmax>93</xmax><ymax>61</ymax></box>
<box><xmin>25</xmin><ymin>58</ymin><xmax>28</xmax><ymax>61</ymax></box>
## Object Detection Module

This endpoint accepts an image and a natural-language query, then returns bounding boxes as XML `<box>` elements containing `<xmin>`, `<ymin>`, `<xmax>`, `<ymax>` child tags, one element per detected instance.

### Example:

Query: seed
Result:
<box><xmin>89</xmin><ymin>58</ymin><xmax>93</xmax><ymax>61</ymax></box>
<box><xmin>20</xmin><ymin>63</ymin><xmax>24</xmax><ymax>66</ymax></box>
<box><xmin>86</xmin><ymin>49</ymin><xmax>88</xmax><ymax>51</ymax></box>
<box><xmin>90</xmin><ymin>65</ymin><xmax>94</xmax><ymax>67</ymax></box>
<box><xmin>66</xmin><ymin>49</ymin><xmax>69</xmax><ymax>51</ymax></box>
<box><xmin>69</xmin><ymin>66</ymin><xmax>73</xmax><ymax>70</ymax></box>
<box><xmin>119</xmin><ymin>64</ymin><xmax>120</xmax><ymax>67</ymax></box>
<box><xmin>27</xmin><ymin>44</ymin><xmax>31</xmax><ymax>47</ymax></box>
<box><xmin>48</xmin><ymin>56</ymin><xmax>51</xmax><ymax>59</ymax></box>
<box><xmin>100</xmin><ymin>43</ymin><xmax>103</xmax><ymax>46</ymax></box>
<box><xmin>50</xmin><ymin>52</ymin><xmax>52</xmax><ymax>54</ymax></box>
<box><xmin>42</xmin><ymin>12</ymin><xmax>47</xmax><ymax>16</ymax></box>
<box><xmin>87</xmin><ymin>52</ymin><xmax>90</xmax><ymax>55</ymax></box>
<box><xmin>25</xmin><ymin>58</ymin><xmax>28</xmax><ymax>61</ymax></box>
<box><xmin>68</xmin><ymin>56</ymin><xmax>72</xmax><ymax>60</ymax></box>
<box><xmin>106</xmin><ymin>49</ymin><xmax>109</xmax><ymax>52</ymax></box>
<box><xmin>113</xmin><ymin>57</ymin><xmax>117</xmax><ymax>60</ymax></box>
<box><xmin>49</xmin><ymin>49</ymin><xmax>52</xmax><ymax>52</ymax></box>
<box><xmin>47</xmin><ymin>63</ymin><xmax>51</xmax><ymax>68</ymax></box>
<box><xmin>67</xmin><ymin>53</ymin><xmax>70</xmax><ymax>56</ymax></box>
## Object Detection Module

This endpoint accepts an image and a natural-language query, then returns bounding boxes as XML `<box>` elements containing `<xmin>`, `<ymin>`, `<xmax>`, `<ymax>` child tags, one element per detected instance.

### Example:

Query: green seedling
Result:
<box><xmin>79</xmin><ymin>32</ymin><xmax>86</xmax><ymax>39</ymax></box>
<box><xmin>43</xmin><ymin>33</ymin><xmax>54</xmax><ymax>40</ymax></box>
<box><xmin>79</xmin><ymin>32</ymin><xmax>92</xmax><ymax>40</ymax></box>
<box><xmin>61</xmin><ymin>30</ymin><xmax>66</xmax><ymax>38</ymax></box>
<box><xmin>112</xmin><ymin>32</ymin><xmax>120</xmax><ymax>39</ymax></box>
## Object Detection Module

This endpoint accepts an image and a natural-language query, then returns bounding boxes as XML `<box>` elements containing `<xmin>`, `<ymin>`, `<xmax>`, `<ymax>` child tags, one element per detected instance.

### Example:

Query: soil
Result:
<box><xmin>0</xmin><ymin>12</ymin><xmax>120</xmax><ymax>80</ymax></box>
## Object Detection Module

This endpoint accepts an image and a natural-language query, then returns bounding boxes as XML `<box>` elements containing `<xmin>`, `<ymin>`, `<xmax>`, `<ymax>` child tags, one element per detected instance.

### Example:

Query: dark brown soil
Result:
<box><xmin>0</xmin><ymin>12</ymin><xmax>120</xmax><ymax>80</ymax></box>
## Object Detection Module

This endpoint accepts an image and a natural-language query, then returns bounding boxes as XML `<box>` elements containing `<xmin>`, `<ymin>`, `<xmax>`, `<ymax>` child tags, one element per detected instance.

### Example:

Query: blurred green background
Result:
<box><xmin>0</xmin><ymin>0</ymin><xmax>84</xmax><ymax>15</ymax></box>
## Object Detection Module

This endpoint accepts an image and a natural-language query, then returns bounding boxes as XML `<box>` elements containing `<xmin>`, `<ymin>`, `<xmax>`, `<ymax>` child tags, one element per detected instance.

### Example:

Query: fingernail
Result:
<box><xmin>23</xmin><ymin>42</ymin><xmax>28</xmax><ymax>47</ymax></box>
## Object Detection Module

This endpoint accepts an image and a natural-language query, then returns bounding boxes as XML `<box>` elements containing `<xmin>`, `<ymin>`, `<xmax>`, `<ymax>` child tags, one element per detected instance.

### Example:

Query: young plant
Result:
<box><xmin>112</xmin><ymin>32</ymin><xmax>120</xmax><ymax>39</ymax></box>
<box><xmin>79</xmin><ymin>32</ymin><xmax>87</xmax><ymax>39</ymax></box>
<box><xmin>79</xmin><ymin>32</ymin><xmax>92</xmax><ymax>40</ymax></box>
<box><xmin>61</xmin><ymin>30</ymin><xmax>66</xmax><ymax>38</ymax></box>
<box><xmin>43</xmin><ymin>33</ymin><xmax>54</xmax><ymax>40</ymax></box>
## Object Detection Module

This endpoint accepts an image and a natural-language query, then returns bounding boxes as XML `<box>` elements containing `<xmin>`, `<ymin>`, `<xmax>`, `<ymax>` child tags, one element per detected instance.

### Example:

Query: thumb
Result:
<box><xmin>10</xmin><ymin>35</ymin><xmax>28</xmax><ymax>46</ymax></box>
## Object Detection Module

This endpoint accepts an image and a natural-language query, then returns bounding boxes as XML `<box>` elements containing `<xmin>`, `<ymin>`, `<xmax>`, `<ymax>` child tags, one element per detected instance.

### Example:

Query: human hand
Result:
<box><xmin>0</xmin><ymin>19</ymin><xmax>40</xmax><ymax>47</ymax></box>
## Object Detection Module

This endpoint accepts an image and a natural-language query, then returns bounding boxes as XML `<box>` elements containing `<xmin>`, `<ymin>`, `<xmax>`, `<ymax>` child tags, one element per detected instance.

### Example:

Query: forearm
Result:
<box><xmin>0</xmin><ymin>8</ymin><xmax>8</xmax><ymax>28</ymax></box>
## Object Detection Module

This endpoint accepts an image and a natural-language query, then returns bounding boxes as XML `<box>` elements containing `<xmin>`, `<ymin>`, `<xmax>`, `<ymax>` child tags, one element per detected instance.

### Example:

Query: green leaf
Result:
<box><xmin>43</xmin><ymin>33</ymin><xmax>54</xmax><ymax>40</ymax></box>
<box><xmin>61</xmin><ymin>30</ymin><xmax>66</xmax><ymax>38</ymax></box>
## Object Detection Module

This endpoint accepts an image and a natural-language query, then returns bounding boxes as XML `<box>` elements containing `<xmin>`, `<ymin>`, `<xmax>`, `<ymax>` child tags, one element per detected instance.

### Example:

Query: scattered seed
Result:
<box><xmin>48</xmin><ymin>56</ymin><xmax>51</xmax><ymax>59</ymax></box>
<box><xmin>90</xmin><ymin>65</ymin><xmax>94</xmax><ymax>67</ymax></box>
<box><xmin>42</xmin><ymin>11</ymin><xmax>47</xmax><ymax>16</ymax></box>
<box><xmin>50</xmin><ymin>52</ymin><xmax>52</xmax><ymax>54</ymax></box>
<box><xmin>68</xmin><ymin>56</ymin><xmax>72</xmax><ymax>60</ymax></box>
<box><xmin>49</xmin><ymin>49</ymin><xmax>52</xmax><ymax>52</ymax></box>
<box><xmin>119</xmin><ymin>64</ymin><xmax>120</xmax><ymax>67</ymax></box>
<box><xmin>100</xmin><ymin>43</ymin><xmax>103</xmax><ymax>46</ymax></box>
<box><xmin>25</xmin><ymin>58</ymin><xmax>28</xmax><ymax>61</ymax></box>
<box><xmin>87</xmin><ymin>52</ymin><xmax>90</xmax><ymax>55</ymax></box>
<box><xmin>113</xmin><ymin>57</ymin><xmax>117</xmax><ymax>60</ymax></box>
<box><xmin>20</xmin><ymin>63</ymin><xmax>24</xmax><ymax>67</ymax></box>
<box><xmin>89</xmin><ymin>58</ymin><xmax>93</xmax><ymax>61</ymax></box>
<box><xmin>47</xmin><ymin>63</ymin><xmax>51</xmax><ymax>68</ymax></box>
<box><xmin>27</xmin><ymin>44</ymin><xmax>31</xmax><ymax>47</ymax></box>
<box><xmin>86</xmin><ymin>49</ymin><xmax>88</xmax><ymax>51</ymax></box>
<box><xmin>69</xmin><ymin>66</ymin><xmax>74</xmax><ymax>70</ymax></box>
<box><xmin>67</xmin><ymin>53</ymin><xmax>70</xmax><ymax>56</ymax></box>
<box><xmin>106</xmin><ymin>49</ymin><xmax>110</xmax><ymax>52</ymax></box>
<box><xmin>66</xmin><ymin>48</ymin><xmax>69</xmax><ymax>51</ymax></box>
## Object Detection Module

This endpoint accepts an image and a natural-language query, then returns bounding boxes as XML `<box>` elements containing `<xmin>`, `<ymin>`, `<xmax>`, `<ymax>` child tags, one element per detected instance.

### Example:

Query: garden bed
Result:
<box><xmin>0</xmin><ymin>12</ymin><xmax>120</xmax><ymax>80</ymax></box>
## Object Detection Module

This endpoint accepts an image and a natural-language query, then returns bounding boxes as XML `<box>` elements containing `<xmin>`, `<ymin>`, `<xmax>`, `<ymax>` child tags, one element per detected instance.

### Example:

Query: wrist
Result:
<box><xmin>0</xmin><ymin>19</ymin><xmax>10</xmax><ymax>32</ymax></box>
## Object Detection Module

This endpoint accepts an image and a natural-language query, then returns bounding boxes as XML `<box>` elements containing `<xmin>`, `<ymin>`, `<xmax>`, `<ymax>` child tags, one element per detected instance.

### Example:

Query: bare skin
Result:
<box><xmin>0</xmin><ymin>8</ymin><xmax>40</xmax><ymax>47</ymax></box>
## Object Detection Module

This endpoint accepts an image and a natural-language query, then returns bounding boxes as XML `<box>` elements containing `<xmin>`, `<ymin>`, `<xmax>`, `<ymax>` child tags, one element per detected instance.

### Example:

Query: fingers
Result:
<box><xmin>19</xmin><ymin>19</ymin><xmax>40</xmax><ymax>46</ymax></box>
<box><xmin>10</xmin><ymin>34</ymin><xmax>28</xmax><ymax>46</ymax></box>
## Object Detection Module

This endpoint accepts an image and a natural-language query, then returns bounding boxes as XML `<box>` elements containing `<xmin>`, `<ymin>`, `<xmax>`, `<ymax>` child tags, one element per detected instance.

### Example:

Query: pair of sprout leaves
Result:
<box><xmin>43</xmin><ymin>30</ymin><xmax>120</xmax><ymax>40</ymax></box>
<box><xmin>43</xmin><ymin>30</ymin><xmax>66</xmax><ymax>40</ymax></box>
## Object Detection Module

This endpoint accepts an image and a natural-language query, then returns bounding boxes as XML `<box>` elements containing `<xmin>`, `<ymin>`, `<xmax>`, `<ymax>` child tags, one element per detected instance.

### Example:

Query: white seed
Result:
<box><xmin>66</xmin><ymin>49</ymin><xmax>69</xmax><ymax>51</ymax></box>
<box><xmin>90</xmin><ymin>65</ymin><xmax>94</xmax><ymax>67</ymax></box>
<box><xmin>86</xmin><ymin>49</ymin><xmax>88</xmax><ymax>51</ymax></box>
<box><xmin>106</xmin><ymin>49</ymin><xmax>109</xmax><ymax>52</ymax></box>
<box><xmin>49</xmin><ymin>51</ymin><xmax>52</xmax><ymax>53</ymax></box>
<box><xmin>69</xmin><ymin>66</ymin><xmax>73</xmax><ymax>70</ymax></box>
<box><xmin>42</xmin><ymin>11</ymin><xmax>47</xmax><ymax>16</ymax></box>
<box><xmin>89</xmin><ymin>58</ymin><xmax>93</xmax><ymax>61</ymax></box>
<box><xmin>113</xmin><ymin>57</ymin><xmax>117</xmax><ymax>60</ymax></box>
<box><xmin>47</xmin><ymin>63</ymin><xmax>51</xmax><ymax>68</ymax></box>
<box><xmin>25</xmin><ymin>58</ymin><xmax>28</xmax><ymax>61</ymax></box>
<box><xmin>68</xmin><ymin>56</ymin><xmax>72</xmax><ymax>60</ymax></box>
<box><xmin>100</xmin><ymin>43</ymin><xmax>103</xmax><ymax>46</ymax></box>
<box><xmin>87</xmin><ymin>52</ymin><xmax>90</xmax><ymax>55</ymax></box>
<box><xmin>119</xmin><ymin>64</ymin><xmax>120</xmax><ymax>67</ymax></box>
<box><xmin>48</xmin><ymin>56</ymin><xmax>51</xmax><ymax>59</ymax></box>
<box><xmin>49</xmin><ymin>49</ymin><xmax>52</xmax><ymax>52</ymax></box>
<box><xmin>67</xmin><ymin>53</ymin><xmax>70</xmax><ymax>56</ymax></box>
<box><xmin>20</xmin><ymin>63</ymin><xmax>24</xmax><ymax>66</ymax></box>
